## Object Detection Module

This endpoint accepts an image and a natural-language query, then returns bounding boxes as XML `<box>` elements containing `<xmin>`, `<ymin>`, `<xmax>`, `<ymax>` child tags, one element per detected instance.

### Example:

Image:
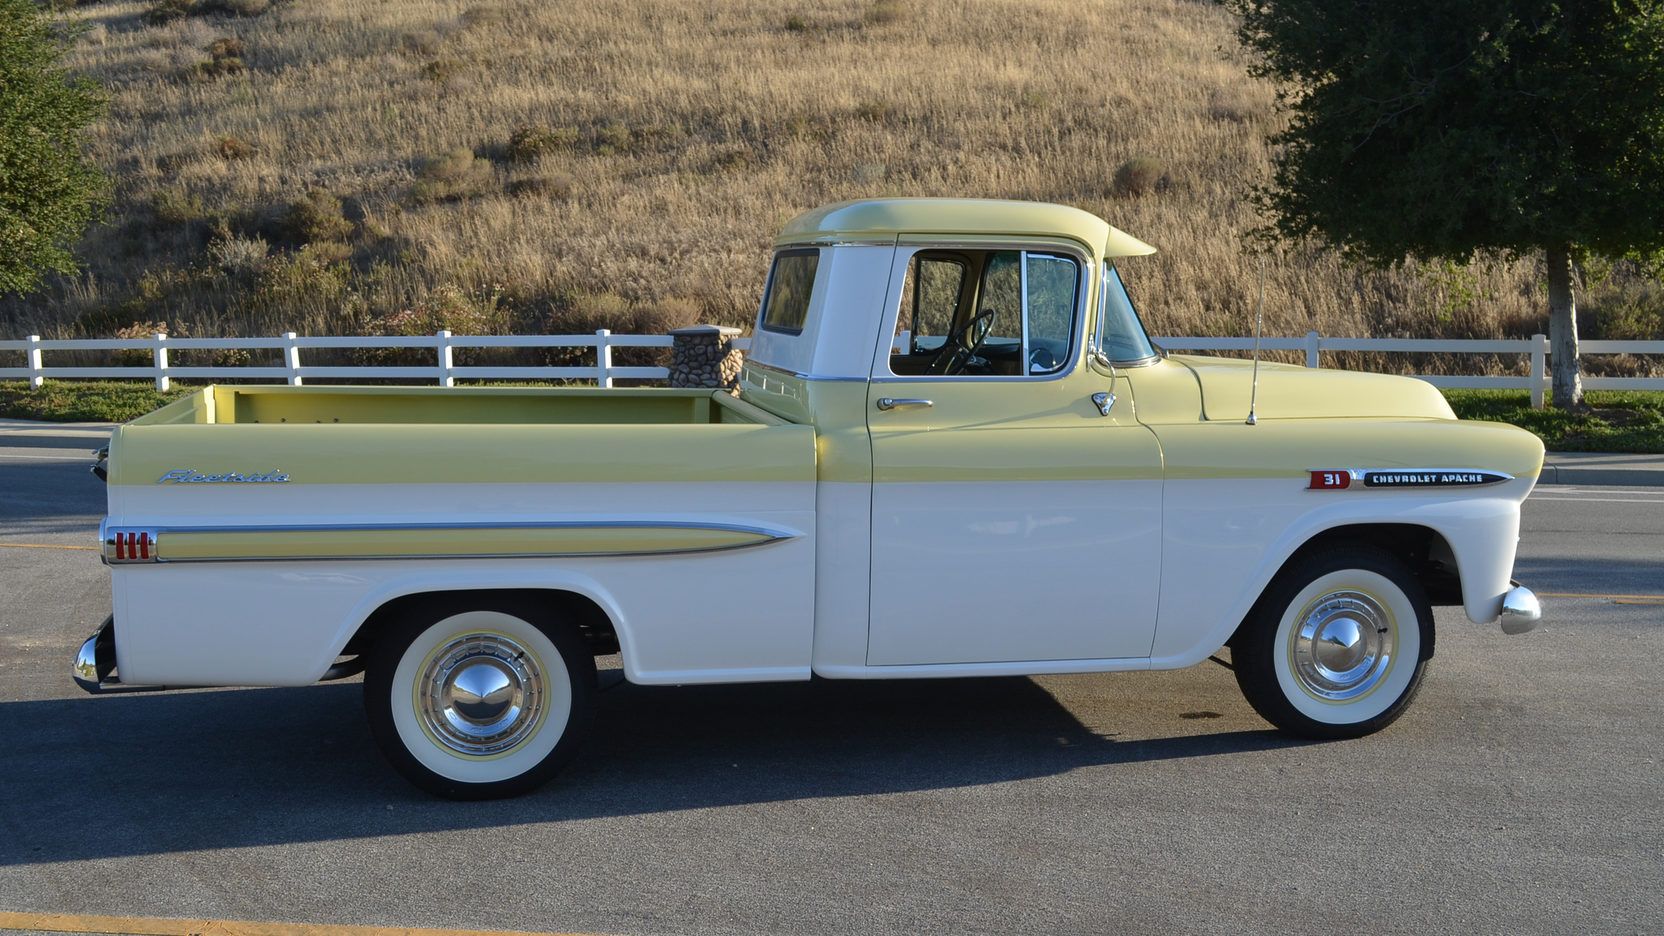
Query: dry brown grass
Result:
<box><xmin>6</xmin><ymin>0</ymin><xmax>1654</xmax><ymax>378</ymax></box>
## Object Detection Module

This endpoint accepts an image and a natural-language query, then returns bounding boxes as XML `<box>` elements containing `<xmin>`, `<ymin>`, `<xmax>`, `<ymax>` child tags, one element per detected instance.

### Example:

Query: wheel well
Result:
<box><xmin>1232</xmin><ymin>523</ymin><xmax>1457</xmax><ymax>657</ymax></box>
<box><xmin>340</xmin><ymin>588</ymin><xmax>621</xmax><ymax>660</ymax></box>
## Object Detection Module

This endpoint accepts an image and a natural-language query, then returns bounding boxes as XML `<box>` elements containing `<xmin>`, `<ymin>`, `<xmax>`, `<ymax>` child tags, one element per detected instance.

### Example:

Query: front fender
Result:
<box><xmin>1149</xmin><ymin>476</ymin><xmax>1532</xmax><ymax>668</ymax></box>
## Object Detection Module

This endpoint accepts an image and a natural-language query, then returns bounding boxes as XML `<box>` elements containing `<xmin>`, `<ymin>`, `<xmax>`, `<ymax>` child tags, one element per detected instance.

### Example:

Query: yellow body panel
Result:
<box><xmin>109</xmin><ymin>419</ymin><xmax>817</xmax><ymax>485</ymax></box>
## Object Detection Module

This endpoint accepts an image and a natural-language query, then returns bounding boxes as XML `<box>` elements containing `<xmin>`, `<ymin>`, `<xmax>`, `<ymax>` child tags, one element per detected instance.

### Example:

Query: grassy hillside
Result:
<box><xmin>5</xmin><ymin>0</ymin><xmax>1661</xmax><ymax>377</ymax></box>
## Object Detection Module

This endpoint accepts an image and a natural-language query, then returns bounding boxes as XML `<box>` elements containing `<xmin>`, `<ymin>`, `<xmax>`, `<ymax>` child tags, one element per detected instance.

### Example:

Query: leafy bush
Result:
<box><xmin>150</xmin><ymin>187</ymin><xmax>207</xmax><ymax>225</ymax></box>
<box><xmin>276</xmin><ymin>188</ymin><xmax>354</xmax><ymax>245</ymax></box>
<box><xmin>207</xmin><ymin>232</ymin><xmax>269</xmax><ymax>276</ymax></box>
<box><xmin>142</xmin><ymin>0</ymin><xmax>194</xmax><ymax>25</ymax></box>
<box><xmin>193</xmin><ymin>36</ymin><xmax>247</xmax><ymax>79</ymax></box>
<box><xmin>785</xmin><ymin>14</ymin><xmax>808</xmax><ymax>32</ymax></box>
<box><xmin>506</xmin><ymin>171</ymin><xmax>574</xmax><ymax>199</ymax></box>
<box><xmin>214</xmin><ymin>135</ymin><xmax>256</xmax><ymax>160</ymax></box>
<box><xmin>412</xmin><ymin>148</ymin><xmax>495</xmax><ymax>203</ymax></box>
<box><xmin>1112</xmin><ymin>157</ymin><xmax>1168</xmax><ymax>197</ymax></box>
<box><xmin>506</xmin><ymin>124</ymin><xmax>579</xmax><ymax>163</ymax></box>
<box><xmin>0</xmin><ymin>0</ymin><xmax>108</xmax><ymax>296</ymax></box>
<box><xmin>862</xmin><ymin>0</ymin><xmax>904</xmax><ymax>27</ymax></box>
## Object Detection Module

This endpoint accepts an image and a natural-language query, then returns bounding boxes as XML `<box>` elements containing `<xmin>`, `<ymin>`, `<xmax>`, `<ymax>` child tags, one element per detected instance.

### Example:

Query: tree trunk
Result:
<box><xmin>1545</xmin><ymin>244</ymin><xmax>1584</xmax><ymax>411</ymax></box>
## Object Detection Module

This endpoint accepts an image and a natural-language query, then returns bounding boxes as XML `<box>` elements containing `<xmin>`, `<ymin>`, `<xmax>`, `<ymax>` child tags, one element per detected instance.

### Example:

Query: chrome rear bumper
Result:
<box><xmin>1499</xmin><ymin>582</ymin><xmax>1543</xmax><ymax>635</ymax></box>
<box><xmin>72</xmin><ymin>616</ymin><xmax>167</xmax><ymax>694</ymax></box>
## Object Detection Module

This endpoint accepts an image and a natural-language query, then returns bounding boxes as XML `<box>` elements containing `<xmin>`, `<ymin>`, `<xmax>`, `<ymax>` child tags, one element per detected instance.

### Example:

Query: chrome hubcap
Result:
<box><xmin>419</xmin><ymin>633</ymin><xmax>544</xmax><ymax>756</ymax></box>
<box><xmin>1291</xmin><ymin>591</ymin><xmax>1394</xmax><ymax>702</ymax></box>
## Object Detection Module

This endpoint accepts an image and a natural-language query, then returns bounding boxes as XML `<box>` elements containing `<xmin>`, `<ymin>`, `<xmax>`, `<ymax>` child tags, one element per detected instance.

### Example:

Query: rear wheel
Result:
<box><xmin>1233</xmin><ymin>545</ymin><xmax>1431</xmax><ymax>739</ymax></box>
<box><xmin>364</xmin><ymin>600</ymin><xmax>595</xmax><ymax>799</ymax></box>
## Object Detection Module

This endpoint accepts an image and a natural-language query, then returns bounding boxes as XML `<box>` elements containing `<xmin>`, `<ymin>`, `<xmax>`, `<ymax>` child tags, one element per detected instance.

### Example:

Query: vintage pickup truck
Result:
<box><xmin>77</xmin><ymin>199</ymin><xmax>1544</xmax><ymax>798</ymax></box>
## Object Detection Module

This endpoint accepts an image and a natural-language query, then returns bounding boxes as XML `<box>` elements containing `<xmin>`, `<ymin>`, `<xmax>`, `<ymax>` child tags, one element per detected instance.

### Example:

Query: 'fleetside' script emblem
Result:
<box><xmin>158</xmin><ymin>468</ymin><xmax>290</xmax><ymax>484</ymax></box>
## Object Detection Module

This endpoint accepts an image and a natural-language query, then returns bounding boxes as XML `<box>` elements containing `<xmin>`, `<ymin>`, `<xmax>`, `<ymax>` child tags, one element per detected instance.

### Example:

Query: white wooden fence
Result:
<box><xmin>2</xmin><ymin>329</ymin><xmax>1661</xmax><ymax>409</ymax></box>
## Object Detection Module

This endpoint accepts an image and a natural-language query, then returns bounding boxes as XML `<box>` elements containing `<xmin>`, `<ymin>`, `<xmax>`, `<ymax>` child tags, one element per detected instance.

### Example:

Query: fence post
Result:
<box><xmin>25</xmin><ymin>335</ymin><xmax>43</xmax><ymax>389</ymax></box>
<box><xmin>1530</xmin><ymin>333</ymin><xmax>1548</xmax><ymax>410</ymax></box>
<box><xmin>282</xmin><ymin>332</ymin><xmax>303</xmax><ymax>386</ymax></box>
<box><xmin>436</xmin><ymin>330</ymin><xmax>454</xmax><ymax>387</ymax></box>
<box><xmin>152</xmin><ymin>332</ymin><xmax>170</xmax><ymax>392</ymax></box>
<box><xmin>668</xmin><ymin>325</ymin><xmax>744</xmax><ymax>389</ymax></box>
<box><xmin>596</xmin><ymin>329</ymin><xmax>614</xmax><ymax>388</ymax></box>
<box><xmin>1304</xmin><ymin>330</ymin><xmax>1321</xmax><ymax>368</ymax></box>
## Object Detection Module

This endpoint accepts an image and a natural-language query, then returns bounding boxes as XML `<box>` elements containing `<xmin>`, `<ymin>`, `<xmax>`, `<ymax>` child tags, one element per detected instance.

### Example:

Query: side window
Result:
<box><xmin>899</xmin><ymin>255</ymin><xmax>967</xmax><ymax>347</ymax></box>
<box><xmin>1025</xmin><ymin>253</ymin><xmax>1078</xmax><ymax>375</ymax></box>
<box><xmin>888</xmin><ymin>248</ymin><xmax>1081</xmax><ymax>377</ymax></box>
<box><xmin>758</xmin><ymin>249</ymin><xmax>819</xmax><ymax>335</ymax></box>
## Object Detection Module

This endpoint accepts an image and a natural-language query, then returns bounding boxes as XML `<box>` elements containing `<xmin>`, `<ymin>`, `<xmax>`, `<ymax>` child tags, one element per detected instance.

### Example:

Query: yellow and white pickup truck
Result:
<box><xmin>77</xmin><ymin>199</ymin><xmax>1545</xmax><ymax>798</ymax></box>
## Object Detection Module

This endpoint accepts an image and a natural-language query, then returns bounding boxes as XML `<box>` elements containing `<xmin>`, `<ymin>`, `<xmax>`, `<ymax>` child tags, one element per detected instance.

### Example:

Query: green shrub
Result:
<box><xmin>276</xmin><ymin>188</ymin><xmax>354</xmax><ymax>245</ymax></box>
<box><xmin>142</xmin><ymin>0</ymin><xmax>194</xmax><ymax>25</ymax></box>
<box><xmin>506</xmin><ymin>124</ymin><xmax>579</xmax><ymax>163</ymax></box>
<box><xmin>150</xmin><ymin>187</ymin><xmax>207</xmax><ymax>225</ymax></box>
<box><xmin>206</xmin><ymin>231</ymin><xmax>269</xmax><ymax>276</ymax></box>
<box><xmin>213</xmin><ymin>134</ymin><xmax>256</xmax><ymax>160</ymax></box>
<box><xmin>785</xmin><ymin>14</ymin><xmax>809</xmax><ymax>32</ymax></box>
<box><xmin>506</xmin><ymin>171</ymin><xmax>574</xmax><ymax>199</ymax></box>
<box><xmin>862</xmin><ymin>0</ymin><xmax>905</xmax><ymax>27</ymax></box>
<box><xmin>1112</xmin><ymin>157</ymin><xmax>1168</xmax><ymax>197</ymax></box>
<box><xmin>412</xmin><ymin>148</ymin><xmax>495</xmax><ymax>203</ymax></box>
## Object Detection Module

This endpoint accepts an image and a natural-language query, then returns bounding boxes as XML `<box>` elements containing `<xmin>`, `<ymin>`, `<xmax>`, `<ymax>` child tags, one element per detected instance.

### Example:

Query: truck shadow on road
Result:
<box><xmin>0</xmin><ymin>676</ymin><xmax>1304</xmax><ymax>866</ymax></box>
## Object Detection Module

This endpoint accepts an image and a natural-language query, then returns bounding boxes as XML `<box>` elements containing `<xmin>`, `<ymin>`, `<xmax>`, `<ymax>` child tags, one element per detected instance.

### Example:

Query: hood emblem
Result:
<box><xmin>157</xmin><ymin>469</ymin><xmax>290</xmax><ymax>484</ymax></box>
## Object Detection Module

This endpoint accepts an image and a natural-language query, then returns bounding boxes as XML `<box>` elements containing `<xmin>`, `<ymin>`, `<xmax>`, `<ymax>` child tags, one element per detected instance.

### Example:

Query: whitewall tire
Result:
<box><xmin>1233</xmin><ymin>545</ymin><xmax>1431</xmax><ymax>739</ymax></box>
<box><xmin>365</xmin><ymin>600</ymin><xmax>596</xmax><ymax>799</ymax></box>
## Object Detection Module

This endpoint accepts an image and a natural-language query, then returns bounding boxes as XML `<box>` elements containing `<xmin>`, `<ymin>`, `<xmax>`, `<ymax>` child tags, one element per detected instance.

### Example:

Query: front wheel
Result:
<box><xmin>1233</xmin><ymin>545</ymin><xmax>1431</xmax><ymax>739</ymax></box>
<box><xmin>364</xmin><ymin>600</ymin><xmax>596</xmax><ymax>799</ymax></box>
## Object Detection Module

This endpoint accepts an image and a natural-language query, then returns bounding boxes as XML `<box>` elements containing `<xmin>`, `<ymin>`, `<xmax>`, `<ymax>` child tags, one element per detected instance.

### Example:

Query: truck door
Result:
<box><xmin>865</xmin><ymin>244</ymin><xmax>1164</xmax><ymax>665</ymax></box>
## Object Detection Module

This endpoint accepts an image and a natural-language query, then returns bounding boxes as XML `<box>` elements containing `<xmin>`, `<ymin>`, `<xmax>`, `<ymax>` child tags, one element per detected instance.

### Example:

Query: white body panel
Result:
<box><xmin>109</xmin><ymin>481</ymin><xmax>816</xmax><ymax>686</ymax></box>
<box><xmin>744</xmin><ymin>245</ymin><xmax>896</xmax><ymax>379</ymax></box>
<box><xmin>866</xmin><ymin>480</ymin><xmax>1163</xmax><ymax>664</ymax></box>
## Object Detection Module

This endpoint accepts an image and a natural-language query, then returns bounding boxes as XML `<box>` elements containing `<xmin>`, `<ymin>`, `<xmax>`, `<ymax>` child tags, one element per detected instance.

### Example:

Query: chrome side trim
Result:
<box><xmin>96</xmin><ymin>518</ymin><xmax>802</xmax><ymax>565</ymax></box>
<box><xmin>740</xmin><ymin>360</ymin><xmax>868</xmax><ymax>383</ymax></box>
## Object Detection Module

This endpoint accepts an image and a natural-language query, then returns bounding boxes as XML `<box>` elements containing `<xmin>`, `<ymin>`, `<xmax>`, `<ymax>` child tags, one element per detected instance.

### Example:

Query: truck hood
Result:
<box><xmin>1168</xmin><ymin>354</ymin><xmax>1457</xmax><ymax>421</ymax></box>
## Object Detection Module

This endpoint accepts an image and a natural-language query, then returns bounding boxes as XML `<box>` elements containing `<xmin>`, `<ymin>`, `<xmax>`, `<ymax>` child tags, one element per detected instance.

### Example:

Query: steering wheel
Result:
<box><xmin>928</xmin><ymin>310</ymin><xmax>996</xmax><ymax>375</ymax></box>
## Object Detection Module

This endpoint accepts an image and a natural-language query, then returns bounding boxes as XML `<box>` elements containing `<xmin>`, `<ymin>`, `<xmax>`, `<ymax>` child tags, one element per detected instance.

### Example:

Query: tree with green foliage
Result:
<box><xmin>1228</xmin><ymin>1</ymin><xmax>1664</xmax><ymax>410</ymax></box>
<box><xmin>0</xmin><ymin>0</ymin><xmax>107</xmax><ymax>297</ymax></box>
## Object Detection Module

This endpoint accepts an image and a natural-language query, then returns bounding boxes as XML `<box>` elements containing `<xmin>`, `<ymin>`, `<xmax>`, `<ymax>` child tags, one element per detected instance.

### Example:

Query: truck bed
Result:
<box><xmin>133</xmin><ymin>385</ymin><xmax>789</xmax><ymax>427</ymax></box>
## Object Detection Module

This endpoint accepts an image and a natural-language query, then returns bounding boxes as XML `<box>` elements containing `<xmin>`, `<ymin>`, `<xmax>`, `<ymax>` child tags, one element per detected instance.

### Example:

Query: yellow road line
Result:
<box><xmin>0</xmin><ymin>543</ymin><xmax>96</xmax><ymax>552</ymax></box>
<box><xmin>1539</xmin><ymin>591</ymin><xmax>1664</xmax><ymax>603</ymax></box>
<box><xmin>0</xmin><ymin>911</ymin><xmax>603</xmax><ymax>936</ymax></box>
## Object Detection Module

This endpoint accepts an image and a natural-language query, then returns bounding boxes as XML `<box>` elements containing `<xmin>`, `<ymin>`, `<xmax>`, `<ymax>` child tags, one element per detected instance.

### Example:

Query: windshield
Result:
<box><xmin>1097</xmin><ymin>264</ymin><xmax>1157</xmax><ymax>363</ymax></box>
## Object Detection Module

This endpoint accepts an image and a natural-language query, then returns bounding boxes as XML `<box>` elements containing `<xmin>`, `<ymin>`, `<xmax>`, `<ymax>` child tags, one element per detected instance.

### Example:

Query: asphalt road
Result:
<box><xmin>0</xmin><ymin>427</ymin><xmax>1660</xmax><ymax>936</ymax></box>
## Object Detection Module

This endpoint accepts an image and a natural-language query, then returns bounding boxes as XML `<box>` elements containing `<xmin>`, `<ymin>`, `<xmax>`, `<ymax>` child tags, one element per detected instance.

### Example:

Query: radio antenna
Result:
<box><xmin>1245</xmin><ymin>254</ymin><xmax>1265</xmax><ymax>426</ymax></box>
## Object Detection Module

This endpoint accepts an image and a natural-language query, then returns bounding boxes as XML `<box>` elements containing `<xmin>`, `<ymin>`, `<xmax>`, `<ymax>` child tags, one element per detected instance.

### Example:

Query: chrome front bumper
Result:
<box><xmin>72</xmin><ymin>616</ymin><xmax>165</xmax><ymax>694</ymax></box>
<box><xmin>1499</xmin><ymin>582</ymin><xmax>1543</xmax><ymax>635</ymax></box>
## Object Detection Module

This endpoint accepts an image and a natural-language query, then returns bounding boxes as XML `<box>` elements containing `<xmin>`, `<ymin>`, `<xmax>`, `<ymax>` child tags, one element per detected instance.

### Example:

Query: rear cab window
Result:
<box><xmin>759</xmin><ymin>249</ymin><xmax>820</xmax><ymax>336</ymax></box>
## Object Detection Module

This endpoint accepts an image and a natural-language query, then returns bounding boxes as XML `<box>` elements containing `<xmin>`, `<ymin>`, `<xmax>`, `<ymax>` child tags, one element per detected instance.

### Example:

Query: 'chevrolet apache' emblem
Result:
<box><xmin>1362</xmin><ymin>470</ymin><xmax>1509</xmax><ymax>488</ymax></box>
<box><xmin>157</xmin><ymin>468</ymin><xmax>290</xmax><ymax>484</ymax></box>
<box><xmin>1308</xmin><ymin>468</ymin><xmax>1513</xmax><ymax>490</ymax></box>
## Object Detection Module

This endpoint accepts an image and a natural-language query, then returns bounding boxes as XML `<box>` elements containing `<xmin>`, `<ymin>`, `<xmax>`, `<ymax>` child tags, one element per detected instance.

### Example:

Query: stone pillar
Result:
<box><xmin>668</xmin><ymin>325</ymin><xmax>744</xmax><ymax>389</ymax></box>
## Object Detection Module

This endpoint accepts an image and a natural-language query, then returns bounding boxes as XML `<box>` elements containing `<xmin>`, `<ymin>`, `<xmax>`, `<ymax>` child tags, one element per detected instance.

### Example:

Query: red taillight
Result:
<box><xmin>1309</xmin><ymin>470</ymin><xmax>1352</xmax><ymax>490</ymax></box>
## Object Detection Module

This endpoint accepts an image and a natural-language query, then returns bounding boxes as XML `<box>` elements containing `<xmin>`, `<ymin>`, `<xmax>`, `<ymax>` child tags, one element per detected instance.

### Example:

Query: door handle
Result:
<box><xmin>876</xmin><ymin>397</ymin><xmax>934</xmax><ymax>411</ymax></box>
